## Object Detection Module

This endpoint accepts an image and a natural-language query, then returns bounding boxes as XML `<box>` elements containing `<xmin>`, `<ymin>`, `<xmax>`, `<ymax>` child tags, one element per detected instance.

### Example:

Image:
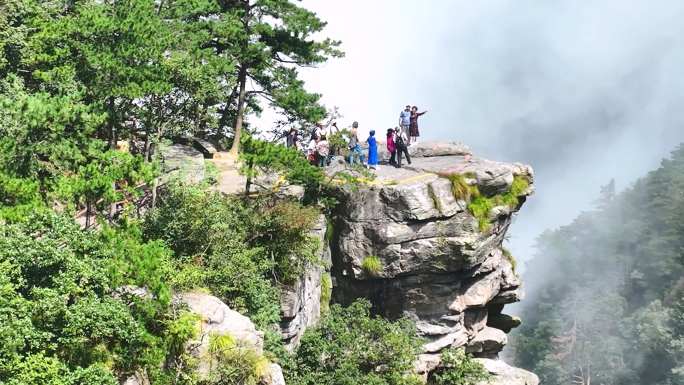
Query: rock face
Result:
<box><xmin>182</xmin><ymin>292</ymin><xmax>285</xmax><ymax>385</ymax></box>
<box><xmin>158</xmin><ymin>144</ymin><xmax>206</xmax><ymax>184</ymax></box>
<box><xmin>475</xmin><ymin>358</ymin><xmax>540</xmax><ymax>385</ymax></box>
<box><xmin>327</xmin><ymin>141</ymin><xmax>537</xmax><ymax>384</ymax></box>
<box><xmin>278</xmin><ymin>214</ymin><xmax>331</xmax><ymax>350</ymax></box>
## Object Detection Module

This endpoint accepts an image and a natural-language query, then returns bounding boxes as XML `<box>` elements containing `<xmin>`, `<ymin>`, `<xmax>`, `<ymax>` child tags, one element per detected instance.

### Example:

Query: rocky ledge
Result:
<box><xmin>325</xmin><ymin>141</ymin><xmax>539</xmax><ymax>384</ymax></box>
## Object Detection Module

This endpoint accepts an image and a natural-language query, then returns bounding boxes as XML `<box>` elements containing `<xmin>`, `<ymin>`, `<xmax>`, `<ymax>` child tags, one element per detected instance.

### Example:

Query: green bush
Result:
<box><xmin>142</xmin><ymin>183</ymin><xmax>321</xmax><ymax>328</ymax></box>
<box><xmin>0</xmin><ymin>212</ymin><xmax>185</xmax><ymax>384</ymax></box>
<box><xmin>428</xmin><ymin>347</ymin><xmax>490</xmax><ymax>385</ymax></box>
<box><xmin>439</xmin><ymin>173</ymin><xmax>480</xmax><ymax>201</ymax></box>
<box><xmin>285</xmin><ymin>299</ymin><xmax>425</xmax><ymax>385</ymax></box>
<box><xmin>362</xmin><ymin>256</ymin><xmax>382</xmax><ymax>277</ymax></box>
<box><xmin>320</xmin><ymin>273</ymin><xmax>332</xmax><ymax>314</ymax></box>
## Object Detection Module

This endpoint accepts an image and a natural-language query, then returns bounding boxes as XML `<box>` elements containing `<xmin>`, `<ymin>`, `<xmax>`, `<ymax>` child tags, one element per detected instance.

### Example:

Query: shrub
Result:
<box><xmin>362</xmin><ymin>256</ymin><xmax>382</xmax><ymax>277</ymax></box>
<box><xmin>510</xmin><ymin>176</ymin><xmax>530</xmax><ymax>196</ymax></box>
<box><xmin>206</xmin><ymin>332</ymin><xmax>271</xmax><ymax>385</ymax></box>
<box><xmin>0</xmin><ymin>212</ymin><xmax>185</xmax><ymax>383</ymax></box>
<box><xmin>285</xmin><ymin>299</ymin><xmax>425</xmax><ymax>385</ymax></box>
<box><xmin>143</xmin><ymin>183</ymin><xmax>321</xmax><ymax>328</ymax></box>
<box><xmin>428</xmin><ymin>347</ymin><xmax>490</xmax><ymax>385</ymax></box>
<box><xmin>467</xmin><ymin>197</ymin><xmax>493</xmax><ymax>220</ymax></box>
<box><xmin>439</xmin><ymin>173</ymin><xmax>480</xmax><ymax>201</ymax></box>
<box><xmin>320</xmin><ymin>273</ymin><xmax>332</xmax><ymax>314</ymax></box>
<box><xmin>477</xmin><ymin>217</ymin><xmax>491</xmax><ymax>232</ymax></box>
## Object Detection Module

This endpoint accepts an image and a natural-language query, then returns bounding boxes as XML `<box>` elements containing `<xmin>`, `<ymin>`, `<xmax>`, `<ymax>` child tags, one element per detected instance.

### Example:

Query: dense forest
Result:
<box><xmin>0</xmin><ymin>1</ymin><xmax>489</xmax><ymax>384</ymax></box>
<box><xmin>512</xmin><ymin>144</ymin><xmax>684</xmax><ymax>384</ymax></box>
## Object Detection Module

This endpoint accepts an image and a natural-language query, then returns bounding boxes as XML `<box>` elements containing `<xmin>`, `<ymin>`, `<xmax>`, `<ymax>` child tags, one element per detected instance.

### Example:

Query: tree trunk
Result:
<box><xmin>229</xmin><ymin>65</ymin><xmax>248</xmax><ymax>157</ymax></box>
<box><xmin>108</xmin><ymin>96</ymin><xmax>117</xmax><ymax>150</ymax></box>
<box><xmin>143</xmin><ymin>132</ymin><xmax>151</xmax><ymax>162</ymax></box>
<box><xmin>108</xmin><ymin>96</ymin><xmax>117</xmax><ymax>219</ymax></box>
<box><xmin>244</xmin><ymin>157</ymin><xmax>253</xmax><ymax>197</ymax></box>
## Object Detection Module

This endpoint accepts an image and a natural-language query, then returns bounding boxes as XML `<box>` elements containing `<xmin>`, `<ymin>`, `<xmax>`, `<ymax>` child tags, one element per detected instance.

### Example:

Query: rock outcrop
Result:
<box><xmin>158</xmin><ymin>144</ymin><xmax>206</xmax><ymax>184</ymax></box>
<box><xmin>278</xmin><ymin>214</ymin><xmax>331</xmax><ymax>350</ymax></box>
<box><xmin>326</xmin><ymin>141</ymin><xmax>538</xmax><ymax>384</ymax></box>
<box><xmin>118</xmin><ymin>292</ymin><xmax>285</xmax><ymax>385</ymax></box>
<box><xmin>183</xmin><ymin>292</ymin><xmax>286</xmax><ymax>385</ymax></box>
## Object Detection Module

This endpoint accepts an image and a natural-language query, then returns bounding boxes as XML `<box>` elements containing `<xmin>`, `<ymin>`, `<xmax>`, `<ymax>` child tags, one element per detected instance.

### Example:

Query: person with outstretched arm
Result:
<box><xmin>409</xmin><ymin>106</ymin><xmax>429</xmax><ymax>145</ymax></box>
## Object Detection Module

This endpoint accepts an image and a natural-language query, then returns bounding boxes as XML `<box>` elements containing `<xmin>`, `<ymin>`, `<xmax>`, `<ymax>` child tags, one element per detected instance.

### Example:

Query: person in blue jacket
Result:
<box><xmin>366</xmin><ymin>130</ymin><xmax>379</xmax><ymax>170</ymax></box>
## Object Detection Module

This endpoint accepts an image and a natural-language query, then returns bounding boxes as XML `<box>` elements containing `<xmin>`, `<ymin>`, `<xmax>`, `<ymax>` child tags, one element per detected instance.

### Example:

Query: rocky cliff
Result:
<box><xmin>153</xmin><ymin>140</ymin><xmax>540</xmax><ymax>384</ymax></box>
<box><xmin>323</xmin><ymin>141</ymin><xmax>539</xmax><ymax>384</ymax></box>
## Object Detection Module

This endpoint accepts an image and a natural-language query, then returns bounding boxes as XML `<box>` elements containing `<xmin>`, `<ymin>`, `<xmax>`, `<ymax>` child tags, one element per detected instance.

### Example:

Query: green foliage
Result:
<box><xmin>493</xmin><ymin>176</ymin><xmax>530</xmax><ymax>209</ymax></box>
<box><xmin>477</xmin><ymin>217</ymin><xmax>491</xmax><ymax>232</ymax></box>
<box><xmin>439</xmin><ymin>172</ymin><xmax>480</xmax><ymax>201</ymax></box>
<box><xmin>143</xmin><ymin>182</ymin><xmax>321</xmax><ymax>327</ymax></box>
<box><xmin>428</xmin><ymin>348</ymin><xmax>490</xmax><ymax>385</ymax></box>
<box><xmin>427</xmin><ymin>182</ymin><xmax>443</xmax><ymax>215</ymax></box>
<box><xmin>512</xmin><ymin>143</ymin><xmax>684</xmax><ymax>385</ymax></box>
<box><xmin>320</xmin><ymin>273</ymin><xmax>332</xmax><ymax>315</ymax></box>
<box><xmin>325</xmin><ymin>217</ymin><xmax>334</xmax><ymax>244</ymax></box>
<box><xmin>0</xmin><ymin>212</ymin><xmax>186</xmax><ymax>384</ymax></box>
<box><xmin>224</xmin><ymin>0</ymin><xmax>344</xmax><ymax>154</ymax></box>
<box><xmin>362</xmin><ymin>256</ymin><xmax>382</xmax><ymax>277</ymax></box>
<box><xmin>510</xmin><ymin>176</ymin><xmax>530</xmax><ymax>196</ymax></box>
<box><xmin>327</xmin><ymin>128</ymin><xmax>350</xmax><ymax>150</ymax></box>
<box><xmin>285</xmin><ymin>299</ymin><xmax>425</xmax><ymax>385</ymax></box>
<box><xmin>205</xmin><ymin>332</ymin><xmax>270</xmax><ymax>385</ymax></box>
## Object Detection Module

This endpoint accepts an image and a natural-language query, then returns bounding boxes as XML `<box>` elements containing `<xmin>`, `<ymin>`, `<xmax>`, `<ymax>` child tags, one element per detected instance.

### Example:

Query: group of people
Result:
<box><xmin>285</xmin><ymin>103</ymin><xmax>429</xmax><ymax>170</ymax></box>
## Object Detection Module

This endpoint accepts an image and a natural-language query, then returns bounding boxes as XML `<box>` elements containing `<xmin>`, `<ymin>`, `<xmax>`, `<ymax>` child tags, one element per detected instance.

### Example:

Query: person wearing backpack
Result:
<box><xmin>393</xmin><ymin>127</ymin><xmax>411</xmax><ymax>168</ymax></box>
<box><xmin>386</xmin><ymin>128</ymin><xmax>397</xmax><ymax>165</ymax></box>
<box><xmin>348</xmin><ymin>121</ymin><xmax>364</xmax><ymax>165</ymax></box>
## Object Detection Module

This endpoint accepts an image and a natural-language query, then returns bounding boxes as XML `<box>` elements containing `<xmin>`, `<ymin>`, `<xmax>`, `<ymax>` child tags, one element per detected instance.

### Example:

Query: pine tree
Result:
<box><xmin>220</xmin><ymin>0</ymin><xmax>344</xmax><ymax>156</ymax></box>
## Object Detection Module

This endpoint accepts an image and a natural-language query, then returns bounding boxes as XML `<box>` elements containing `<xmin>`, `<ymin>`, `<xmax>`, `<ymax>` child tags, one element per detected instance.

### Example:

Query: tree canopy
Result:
<box><xmin>512</xmin><ymin>143</ymin><xmax>684</xmax><ymax>385</ymax></box>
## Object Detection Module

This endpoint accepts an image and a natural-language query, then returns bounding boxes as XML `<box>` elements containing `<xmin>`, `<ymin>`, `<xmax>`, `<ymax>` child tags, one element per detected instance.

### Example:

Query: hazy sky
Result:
<box><xmin>256</xmin><ymin>0</ymin><xmax>684</xmax><ymax>266</ymax></box>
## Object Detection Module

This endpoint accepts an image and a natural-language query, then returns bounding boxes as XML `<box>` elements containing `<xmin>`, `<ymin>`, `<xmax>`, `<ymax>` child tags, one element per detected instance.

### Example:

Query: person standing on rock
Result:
<box><xmin>366</xmin><ymin>130</ymin><xmax>379</xmax><ymax>170</ymax></box>
<box><xmin>307</xmin><ymin>137</ymin><xmax>319</xmax><ymax>165</ymax></box>
<box><xmin>386</xmin><ymin>128</ymin><xmax>397</xmax><ymax>165</ymax></box>
<box><xmin>394</xmin><ymin>127</ymin><xmax>411</xmax><ymax>168</ymax></box>
<box><xmin>348</xmin><ymin>121</ymin><xmax>364</xmax><ymax>165</ymax></box>
<box><xmin>316</xmin><ymin>135</ymin><xmax>330</xmax><ymax>168</ymax></box>
<box><xmin>399</xmin><ymin>104</ymin><xmax>412</xmax><ymax>144</ymax></box>
<box><xmin>409</xmin><ymin>106</ymin><xmax>429</xmax><ymax>145</ymax></box>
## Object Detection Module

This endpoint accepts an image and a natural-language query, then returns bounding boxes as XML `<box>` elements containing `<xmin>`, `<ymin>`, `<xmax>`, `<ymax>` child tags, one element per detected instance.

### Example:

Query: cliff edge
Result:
<box><xmin>326</xmin><ymin>141</ymin><xmax>539</xmax><ymax>384</ymax></box>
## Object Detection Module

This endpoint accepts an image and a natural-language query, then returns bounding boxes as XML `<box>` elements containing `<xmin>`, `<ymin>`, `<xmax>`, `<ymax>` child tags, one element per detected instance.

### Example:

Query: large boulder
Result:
<box><xmin>181</xmin><ymin>292</ymin><xmax>285</xmax><ymax>385</ymax></box>
<box><xmin>158</xmin><ymin>144</ymin><xmax>206</xmax><ymax>184</ymax></box>
<box><xmin>326</xmin><ymin>141</ymin><xmax>534</xmax><ymax>377</ymax></box>
<box><xmin>475</xmin><ymin>358</ymin><xmax>540</xmax><ymax>385</ymax></box>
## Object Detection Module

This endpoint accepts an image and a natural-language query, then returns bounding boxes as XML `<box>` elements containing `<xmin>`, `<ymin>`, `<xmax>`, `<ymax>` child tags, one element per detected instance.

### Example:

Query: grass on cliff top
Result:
<box><xmin>362</xmin><ymin>256</ymin><xmax>382</xmax><ymax>277</ymax></box>
<box><xmin>438</xmin><ymin>172</ymin><xmax>480</xmax><ymax>201</ymax></box>
<box><xmin>437</xmin><ymin>173</ymin><xmax>530</xmax><ymax>234</ymax></box>
<box><xmin>492</xmin><ymin>176</ymin><xmax>531</xmax><ymax>209</ymax></box>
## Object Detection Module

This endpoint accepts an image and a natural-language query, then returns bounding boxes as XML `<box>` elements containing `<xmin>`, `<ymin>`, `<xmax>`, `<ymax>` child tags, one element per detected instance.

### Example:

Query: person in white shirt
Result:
<box><xmin>393</xmin><ymin>127</ymin><xmax>411</xmax><ymax>168</ymax></box>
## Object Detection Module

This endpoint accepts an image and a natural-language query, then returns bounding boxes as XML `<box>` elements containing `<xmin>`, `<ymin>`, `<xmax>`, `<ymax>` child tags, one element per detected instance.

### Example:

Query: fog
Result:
<box><xmin>279</xmin><ymin>0</ymin><xmax>684</xmax><ymax>276</ymax></box>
